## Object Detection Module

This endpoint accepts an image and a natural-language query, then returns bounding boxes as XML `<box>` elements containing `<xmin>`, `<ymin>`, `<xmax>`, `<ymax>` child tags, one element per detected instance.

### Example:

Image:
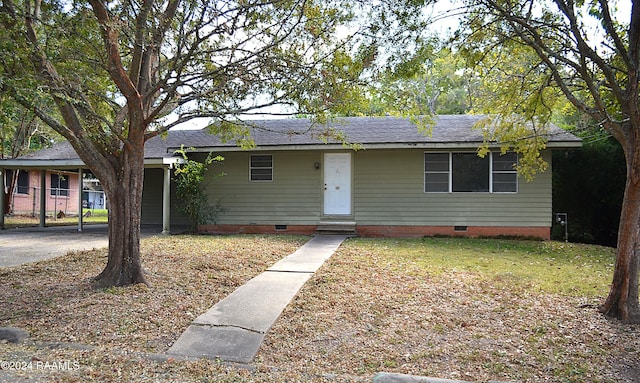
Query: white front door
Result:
<box><xmin>323</xmin><ymin>153</ymin><xmax>352</xmax><ymax>215</ymax></box>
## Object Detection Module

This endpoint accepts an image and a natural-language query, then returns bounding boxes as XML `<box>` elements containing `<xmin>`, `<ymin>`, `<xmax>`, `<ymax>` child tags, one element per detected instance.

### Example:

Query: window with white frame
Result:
<box><xmin>16</xmin><ymin>170</ymin><xmax>29</xmax><ymax>194</ymax></box>
<box><xmin>250</xmin><ymin>154</ymin><xmax>273</xmax><ymax>181</ymax></box>
<box><xmin>424</xmin><ymin>153</ymin><xmax>450</xmax><ymax>192</ymax></box>
<box><xmin>492</xmin><ymin>152</ymin><xmax>518</xmax><ymax>192</ymax></box>
<box><xmin>6</xmin><ymin>170</ymin><xmax>30</xmax><ymax>195</ymax></box>
<box><xmin>50</xmin><ymin>173</ymin><xmax>69</xmax><ymax>196</ymax></box>
<box><xmin>424</xmin><ymin>152</ymin><xmax>518</xmax><ymax>193</ymax></box>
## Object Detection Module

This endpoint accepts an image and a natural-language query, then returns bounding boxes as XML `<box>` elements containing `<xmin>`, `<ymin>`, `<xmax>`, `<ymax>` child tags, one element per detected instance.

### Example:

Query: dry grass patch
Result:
<box><xmin>259</xmin><ymin>238</ymin><xmax>640</xmax><ymax>382</ymax></box>
<box><xmin>1</xmin><ymin>235</ymin><xmax>639</xmax><ymax>383</ymax></box>
<box><xmin>1</xmin><ymin>234</ymin><xmax>307</xmax><ymax>354</ymax></box>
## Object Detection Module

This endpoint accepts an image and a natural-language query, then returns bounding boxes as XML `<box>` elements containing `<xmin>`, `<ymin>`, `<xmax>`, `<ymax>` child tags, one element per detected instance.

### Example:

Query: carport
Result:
<box><xmin>0</xmin><ymin>138</ymin><xmax>183</xmax><ymax>233</ymax></box>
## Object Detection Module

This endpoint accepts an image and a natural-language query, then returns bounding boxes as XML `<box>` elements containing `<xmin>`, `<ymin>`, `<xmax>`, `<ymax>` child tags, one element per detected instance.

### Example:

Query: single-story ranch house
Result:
<box><xmin>0</xmin><ymin>115</ymin><xmax>581</xmax><ymax>239</ymax></box>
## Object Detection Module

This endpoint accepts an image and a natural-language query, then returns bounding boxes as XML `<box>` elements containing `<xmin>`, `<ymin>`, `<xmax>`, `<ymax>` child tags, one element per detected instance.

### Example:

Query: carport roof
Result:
<box><xmin>0</xmin><ymin>115</ymin><xmax>581</xmax><ymax>169</ymax></box>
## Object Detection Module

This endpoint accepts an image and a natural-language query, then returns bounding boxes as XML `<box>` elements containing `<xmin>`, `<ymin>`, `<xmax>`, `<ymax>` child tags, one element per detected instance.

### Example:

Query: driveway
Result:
<box><xmin>0</xmin><ymin>225</ymin><xmax>164</xmax><ymax>268</ymax></box>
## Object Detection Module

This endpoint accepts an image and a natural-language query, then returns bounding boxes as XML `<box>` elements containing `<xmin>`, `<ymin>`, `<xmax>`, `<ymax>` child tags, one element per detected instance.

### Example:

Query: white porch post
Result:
<box><xmin>162</xmin><ymin>165</ymin><xmax>171</xmax><ymax>235</ymax></box>
<box><xmin>78</xmin><ymin>168</ymin><xmax>83</xmax><ymax>232</ymax></box>
<box><xmin>39</xmin><ymin>170</ymin><xmax>46</xmax><ymax>227</ymax></box>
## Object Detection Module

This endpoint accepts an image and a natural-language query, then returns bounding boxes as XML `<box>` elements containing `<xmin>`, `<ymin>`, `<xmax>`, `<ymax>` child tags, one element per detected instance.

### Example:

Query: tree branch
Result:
<box><xmin>87</xmin><ymin>0</ymin><xmax>140</xmax><ymax>103</ymax></box>
<box><xmin>130</xmin><ymin>0</ymin><xmax>154</xmax><ymax>89</ymax></box>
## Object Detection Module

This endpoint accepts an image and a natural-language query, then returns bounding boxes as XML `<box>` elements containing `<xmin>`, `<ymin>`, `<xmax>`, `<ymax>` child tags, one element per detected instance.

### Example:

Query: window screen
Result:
<box><xmin>250</xmin><ymin>154</ymin><xmax>273</xmax><ymax>181</ymax></box>
<box><xmin>452</xmin><ymin>153</ymin><xmax>489</xmax><ymax>192</ymax></box>
<box><xmin>492</xmin><ymin>152</ymin><xmax>518</xmax><ymax>192</ymax></box>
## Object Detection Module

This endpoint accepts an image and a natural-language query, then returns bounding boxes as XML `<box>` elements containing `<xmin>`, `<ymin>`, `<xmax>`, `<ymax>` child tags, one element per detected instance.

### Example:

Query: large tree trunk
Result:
<box><xmin>600</xmin><ymin>142</ymin><xmax>640</xmax><ymax>323</ymax></box>
<box><xmin>91</xmin><ymin>142</ymin><xmax>148</xmax><ymax>288</ymax></box>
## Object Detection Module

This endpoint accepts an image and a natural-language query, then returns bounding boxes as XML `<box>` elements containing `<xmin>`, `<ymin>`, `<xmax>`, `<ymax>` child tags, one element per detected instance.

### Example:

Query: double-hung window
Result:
<box><xmin>250</xmin><ymin>154</ymin><xmax>273</xmax><ymax>181</ymax></box>
<box><xmin>50</xmin><ymin>173</ymin><xmax>69</xmax><ymax>196</ymax></box>
<box><xmin>16</xmin><ymin>170</ymin><xmax>29</xmax><ymax>194</ymax></box>
<box><xmin>425</xmin><ymin>152</ymin><xmax>518</xmax><ymax>193</ymax></box>
<box><xmin>492</xmin><ymin>152</ymin><xmax>518</xmax><ymax>192</ymax></box>
<box><xmin>424</xmin><ymin>153</ymin><xmax>450</xmax><ymax>192</ymax></box>
<box><xmin>6</xmin><ymin>170</ymin><xmax>30</xmax><ymax>195</ymax></box>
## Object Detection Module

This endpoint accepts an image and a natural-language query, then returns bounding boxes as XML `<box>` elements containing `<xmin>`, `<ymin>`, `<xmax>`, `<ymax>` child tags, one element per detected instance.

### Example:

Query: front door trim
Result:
<box><xmin>322</xmin><ymin>152</ymin><xmax>352</xmax><ymax>216</ymax></box>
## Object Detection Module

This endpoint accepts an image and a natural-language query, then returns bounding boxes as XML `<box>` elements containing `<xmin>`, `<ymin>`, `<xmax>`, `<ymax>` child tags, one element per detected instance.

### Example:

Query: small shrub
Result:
<box><xmin>173</xmin><ymin>147</ymin><xmax>226</xmax><ymax>232</ymax></box>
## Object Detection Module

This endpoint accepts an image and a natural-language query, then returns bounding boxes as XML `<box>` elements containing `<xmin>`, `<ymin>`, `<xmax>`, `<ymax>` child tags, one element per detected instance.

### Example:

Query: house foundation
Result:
<box><xmin>199</xmin><ymin>224</ymin><xmax>550</xmax><ymax>240</ymax></box>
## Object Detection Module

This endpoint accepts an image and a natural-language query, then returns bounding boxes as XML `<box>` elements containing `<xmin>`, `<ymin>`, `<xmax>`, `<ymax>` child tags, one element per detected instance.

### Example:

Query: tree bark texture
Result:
<box><xmin>91</xmin><ymin>139</ymin><xmax>147</xmax><ymax>288</ymax></box>
<box><xmin>600</xmin><ymin>135</ymin><xmax>640</xmax><ymax>323</ymax></box>
<box><xmin>5</xmin><ymin>170</ymin><xmax>18</xmax><ymax>214</ymax></box>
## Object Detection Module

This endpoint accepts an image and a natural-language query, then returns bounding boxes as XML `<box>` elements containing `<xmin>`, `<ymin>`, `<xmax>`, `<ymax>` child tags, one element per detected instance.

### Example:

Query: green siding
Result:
<box><xmin>353</xmin><ymin>149</ymin><xmax>552</xmax><ymax>227</ymax></box>
<box><xmin>204</xmin><ymin>151</ymin><xmax>322</xmax><ymax>225</ymax></box>
<box><xmin>141</xmin><ymin>168</ymin><xmax>190</xmax><ymax>226</ymax></box>
<box><xmin>141</xmin><ymin>168</ymin><xmax>163</xmax><ymax>225</ymax></box>
<box><xmin>202</xmin><ymin>148</ymin><xmax>553</xmax><ymax>227</ymax></box>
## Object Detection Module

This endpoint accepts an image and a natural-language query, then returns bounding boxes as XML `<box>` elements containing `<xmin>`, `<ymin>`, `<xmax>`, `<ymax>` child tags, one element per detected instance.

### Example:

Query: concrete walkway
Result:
<box><xmin>166</xmin><ymin>234</ymin><xmax>348</xmax><ymax>364</ymax></box>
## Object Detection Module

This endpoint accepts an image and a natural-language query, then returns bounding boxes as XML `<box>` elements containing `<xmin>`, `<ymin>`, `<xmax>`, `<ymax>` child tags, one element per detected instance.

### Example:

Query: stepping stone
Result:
<box><xmin>0</xmin><ymin>327</ymin><xmax>29</xmax><ymax>343</ymax></box>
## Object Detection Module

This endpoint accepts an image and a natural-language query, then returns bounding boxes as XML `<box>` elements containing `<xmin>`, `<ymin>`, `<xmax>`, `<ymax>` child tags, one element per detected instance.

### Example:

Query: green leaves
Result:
<box><xmin>173</xmin><ymin>146</ymin><xmax>225</xmax><ymax>230</ymax></box>
<box><xmin>362</xmin><ymin>47</ymin><xmax>470</xmax><ymax>118</ymax></box>
<box><xmin>453</xmin><ymin>0</ymin><xmax>635</xmax><ymax>179</ymax></box>
<box><xmin>474</xmin><ymin>115</ymin><xmax>549</xmax><ymax>181</ymax></box>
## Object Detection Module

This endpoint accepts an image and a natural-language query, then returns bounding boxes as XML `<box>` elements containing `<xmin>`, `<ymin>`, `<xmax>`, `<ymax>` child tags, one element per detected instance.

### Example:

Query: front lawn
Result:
<box><xmin>0</xmin><ymin>236</ymin><xmax>638</xmax><ymax>382</ymax></box>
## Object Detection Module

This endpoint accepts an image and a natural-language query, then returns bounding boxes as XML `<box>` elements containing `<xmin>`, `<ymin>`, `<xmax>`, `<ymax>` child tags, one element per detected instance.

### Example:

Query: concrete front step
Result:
<box><xmin>316</xmin><ymin>221</ymin><xmax>357</xmax><ymax>235</ymax></box>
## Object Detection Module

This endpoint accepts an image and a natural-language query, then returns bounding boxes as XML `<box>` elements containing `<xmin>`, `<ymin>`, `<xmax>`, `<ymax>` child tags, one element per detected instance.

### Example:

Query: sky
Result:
<box><xmin>172</xmin><ymin>0</ymin><xmax>634</xmax><ymax>129</ymax></box>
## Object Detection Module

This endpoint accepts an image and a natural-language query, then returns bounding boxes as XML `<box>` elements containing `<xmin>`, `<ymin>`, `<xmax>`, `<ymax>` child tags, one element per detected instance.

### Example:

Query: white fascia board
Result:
<box><xmin>174</xmin><ymin>144</ymin><xmax>348</xmax><ymax>152</ymax></box>
<box><xmin>175</xmin><ymin>140</ymin><xmax>583</xmax><ymax>152</ymax></box>
<box><xmin>545</xmin><ymin>141</ymin><xmax>583</xmax><ymax>148</ymax></box>
<box><xmin>0</xmin><ymin>159</ymin><xmax>86</xmax><ymax>169</ymax></box>
<box><xmin>0</xmin><ymin>157</ymin><xmax>187</xmax><ymax>169</ymax></box>
<box><xmin>162</xmin><ymin>156</ymin><xmax>185</xmax><ymax>165</ymax></box>
<box><xmin>134</xmin><ymin>157</ymin><xmax>186</xmax><ymax>168</ymax></box>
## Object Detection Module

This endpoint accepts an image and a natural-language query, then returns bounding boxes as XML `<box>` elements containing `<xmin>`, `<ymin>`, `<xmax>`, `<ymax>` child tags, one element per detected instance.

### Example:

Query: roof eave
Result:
<box><xmin>0</xmin><ymin>157</ymin><xmax>179</xmax><ymax>169</ymax></box>
<box><xmin>545</xmin><ymin>141</ymin><xmax>583</xmax><ymax>148</ymax></box>
<box><xmin>0</xmin><ymin>159</ymin><xmax>86</xmax><ymax>169</ymax></box>
<box><xmin>175</xmin><ymin>140</ymin><xmax>583</xmax><ymax>152</ymax></box>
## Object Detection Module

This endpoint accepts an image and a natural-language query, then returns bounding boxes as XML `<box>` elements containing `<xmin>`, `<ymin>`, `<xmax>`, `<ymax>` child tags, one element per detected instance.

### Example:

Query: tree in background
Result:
<box><xmin>363</xmin><ymin>47</ymin><xmax>474</xmax><ymax>116</ymax></box>
<box><xmin>0</xmin><ymin>96</ymin><xmax>59</xmax><ymax>214</ymax></box>
<box><xmin>0</xmin><ymin>0</ymin><xmax>367</xmax><ymax>287</ymax></box>
<box><xmin>456</xmin><ymin>0</ymin><xmax>639</xmax><ymax>322</ymax></box>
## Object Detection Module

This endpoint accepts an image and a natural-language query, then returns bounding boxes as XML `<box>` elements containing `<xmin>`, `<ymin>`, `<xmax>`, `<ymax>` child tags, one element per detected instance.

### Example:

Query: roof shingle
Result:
<box><xmin>9</xmin><ymin>115</ymin><xmax>582</xmax><ymax>163</ymax></box>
